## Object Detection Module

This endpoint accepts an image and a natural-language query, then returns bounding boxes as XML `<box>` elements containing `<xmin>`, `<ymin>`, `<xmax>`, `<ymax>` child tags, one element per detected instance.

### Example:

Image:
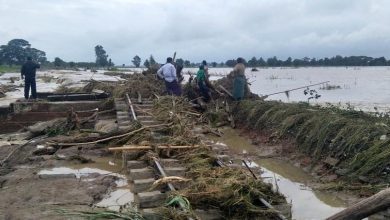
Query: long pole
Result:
<box><xmin>264</xmin><ymin>81</ymin><xmax>330</xmax><ymax>97</ymax></box>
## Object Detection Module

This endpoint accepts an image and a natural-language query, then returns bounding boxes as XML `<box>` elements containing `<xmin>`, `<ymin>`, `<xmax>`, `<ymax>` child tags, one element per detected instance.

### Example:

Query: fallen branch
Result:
<box><xmin>46</xmin><ymin>123</ymin><xmax>172</xmax><ymax>147</ymax></box>
<box><xmin>326</xmin><ymin>188</ymin><xmax>390</xmax><ymax>220</ymax></box>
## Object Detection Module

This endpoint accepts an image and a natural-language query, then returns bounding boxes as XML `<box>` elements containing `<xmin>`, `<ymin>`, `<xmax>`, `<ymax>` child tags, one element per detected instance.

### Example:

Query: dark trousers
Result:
<box><xmin>164</xmin><ymin>80</ymin><xmax>182</xmax><ymax>96</ymax></box>
<box><xmin>24</xmin><ymin>77</ymin><xmax>37</xmax><ymax>99</ymax></box>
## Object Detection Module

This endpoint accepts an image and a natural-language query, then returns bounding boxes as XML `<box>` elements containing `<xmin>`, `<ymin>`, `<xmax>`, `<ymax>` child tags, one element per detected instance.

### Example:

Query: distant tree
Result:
<box><xmin>95</xmin><ymin>45</ymin><xmax>109</xmax><ymax>67</ymax></box>
<box><xmin>0</xmin><ymin>39</ymin><xmax>46</xmax><ymax>65</ymax></box>
<box><xmin>108</xmin><ymin>58</ymin><xmax>114</xmax><ymax>67</ymax></box>
<box><xmin>132</xmin><ymin>55</ymin><xmax>141</xmax><ymax>67</ymax></box>
<box><xmin>211</xmin><ymin>62</ymin><xmax>217</xmax><ymax>67</ymax></box>
<box><xmin>247</xmin><ymin>57</ymin><xmax>257</xmax><ymax>67</ymax></box>
<box><xmin>284</xmin><ymin>57</ymin><xmax>292</xmax><ymax>66</ymax></box>
<box><xmin>68</xmin><ymin>61</ymin><xmax>75</xmax><ymax>68</ymax></box>
<box><xmin>225</xmin><ymin>59</ymin><xmax>236</xmax><ymax>67</ymax></box>
<box><xmin>54</xmin><ymin>57</ymin><xmax>65</xmax><ymax>67</ymax></box>
<box><xmin>184</xmin><ymin>60</ymin><xmax>191</xmax><ymax>67</ymax></box>
<box><xmin>149</xmin><ymin>55</ymin><xmax>156</xmax><ymax>66</ymax></box>
<box><xmin>175</xmin><ymin>58</ymin><xmax>184</xmax><ymax>66</ymax></box>
<box><xmin>257</xmin><ymin>57</ymin><xmax>266</xmax><ymax>67</ymax></box>
<box><xmin>143</xmin><ymin>59</ymin><xmax>150</xmax><ymax>68</ymax></box>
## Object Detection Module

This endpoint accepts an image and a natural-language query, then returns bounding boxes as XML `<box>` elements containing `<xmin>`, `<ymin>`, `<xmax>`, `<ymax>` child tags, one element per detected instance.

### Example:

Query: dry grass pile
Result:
<box><xmin>164</xmin><ymin>147</ymin><xmax>286</xmax><ymax>219</ymax></box>
<box><xmin>56</xmin><ymin>73</ymin><xmax>165</xmax><ymax>99</ymax></box>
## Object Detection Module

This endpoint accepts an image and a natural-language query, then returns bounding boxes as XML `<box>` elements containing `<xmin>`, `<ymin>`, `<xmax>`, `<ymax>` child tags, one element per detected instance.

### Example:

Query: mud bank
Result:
<box><xmin>233</xmin><ymin>100</ymin><xmax>390</xmax><ymax>185</ymax></box>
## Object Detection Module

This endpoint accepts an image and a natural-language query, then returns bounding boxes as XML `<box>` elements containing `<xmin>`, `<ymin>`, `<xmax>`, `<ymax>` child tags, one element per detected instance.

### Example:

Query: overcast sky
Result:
<box><xmin>1</xmin><ymin>0</ymin><xmax>390</xmax><ymax>64</ymax></box>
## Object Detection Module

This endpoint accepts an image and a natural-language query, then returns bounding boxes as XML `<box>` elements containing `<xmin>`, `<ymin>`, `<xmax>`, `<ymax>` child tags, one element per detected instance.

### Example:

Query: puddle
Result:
<box><xmin>38</xmin><ymin>157</ymin><xmax>134</xmax><ymax>210</ymax></box>
<box><xmin>210</xmin><ymin>127</ymin><xmax>347</xmax><ymax>220</ymax></box>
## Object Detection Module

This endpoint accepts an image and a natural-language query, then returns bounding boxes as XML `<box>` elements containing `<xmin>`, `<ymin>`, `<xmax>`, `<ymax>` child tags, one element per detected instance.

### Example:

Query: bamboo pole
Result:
<box><xmin>108</xmin><ymin>145</ymin><xmax>200</xmax><ymax>151</ymax></box>
<box><xmin>46</xmin><ymin>123</ymin><xmax>172</xmax><ymax>147</ymax></box>
<box><xmin>125</xmin><ymin>93</ymin><xmax>137</xmax><ymax>121</ymax></box>
<box><xmin>263</xmin><ymin>81</ymin><xmax>330</xmax><ymax>98</ymax></box>
<box><xmin>218</xmin><ymin>85</ymin><xmax>234</xmax><ymax>98</ymax></box>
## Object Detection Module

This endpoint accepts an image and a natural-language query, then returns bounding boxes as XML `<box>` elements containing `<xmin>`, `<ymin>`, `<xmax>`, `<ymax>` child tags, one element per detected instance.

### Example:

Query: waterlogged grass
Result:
<box><xmin>0</xmin><ymin>65</ymin><xmax>20</xmax><ymax>73</ymax></box>
<box><xmin>233</xmin><ymin>100</ymin><xmax>390</xmax><ymax>183</ymax></box>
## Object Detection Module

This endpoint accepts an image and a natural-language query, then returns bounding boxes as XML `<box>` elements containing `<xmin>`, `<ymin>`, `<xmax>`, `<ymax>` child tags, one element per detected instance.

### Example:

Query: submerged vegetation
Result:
<box><xmin>233</xmin><ymin>100</ymin><xmax>390</xmax><ymax>183</ymax></box>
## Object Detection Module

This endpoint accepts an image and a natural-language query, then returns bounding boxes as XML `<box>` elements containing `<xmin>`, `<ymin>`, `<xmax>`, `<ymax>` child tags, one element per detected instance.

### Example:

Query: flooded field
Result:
<box><xmin>186</xmin><ymin>66</ymin><xmax>390</xmax><ymax>112</ymax></box>
<box><xmin>2</xmin><ymin>67</ymin><xmax>390</xmax><ymax>112</ymax></box>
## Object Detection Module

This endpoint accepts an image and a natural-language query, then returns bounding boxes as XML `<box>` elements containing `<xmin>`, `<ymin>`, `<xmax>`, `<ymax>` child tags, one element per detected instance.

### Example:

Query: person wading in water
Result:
<box><xmin>21</xmin><ymin>56</ymin><xmax>40</xmax><ymax>100</ymax></box>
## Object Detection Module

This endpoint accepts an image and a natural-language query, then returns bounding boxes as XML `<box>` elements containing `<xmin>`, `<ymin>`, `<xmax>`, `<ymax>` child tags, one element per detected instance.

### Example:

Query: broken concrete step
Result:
<box><xmin>115</xmin><ymin>103</ymin><xmax>128</xmax><ymax>111</ymax></box>
<box><xmin>137</xmin><ymin>115</ymin><xmax>153</xmax><ymax>120</ymax></box>
<box><xmin>118</xmin><ymin>125</ymin><xmax>132</xmax><ymax>130</ymax></box>
<box><xmin>159</xmin><ymin>159</ymin><xmax>181</xmax><ymax>167</ymax></box>
<box><xmin>140</xmin><ymin>121</ymin><xmax>160</xmax><ymax>126</ymax></box>
<box><xmin>129</xmin><ymin>167</ymin><xmax>155</xmax><ymax>180</ymax></box>
<box><xmin>117</xmin><ymin>115</ymin><xmax>131</xmax><ymax>121</ymax></box>
<box><xmin>135</xmin><ymin>191</ymin><xmax>167</xmax><ymax>208</ymax></box>
<box><xmin>135</xmin><ymin>104</ymin><xmax>153</xmax><ymax>108</ymax></box>
<box><xmin>118</xmin><ymin>121</ymin><xmax>132</xmax><ymax>126</ymax></box>
<box><xmin>127</xmin><ymin>160</ymin><xmax>148</xmax><ymax>169</ymax></box>
<box><xmin>164</xmin><ymin>167</ymin><xmax>186</xmax><ymax>177</ymax></box>
<box><xmin>142</xmin><ymin>208</ymin><xmax>163</xmax><ymax>220</ymax></box>
<box><xmin>131</xmin><ymin>178</ymin><xmax>157</xmax><ymax>193</ymax></box>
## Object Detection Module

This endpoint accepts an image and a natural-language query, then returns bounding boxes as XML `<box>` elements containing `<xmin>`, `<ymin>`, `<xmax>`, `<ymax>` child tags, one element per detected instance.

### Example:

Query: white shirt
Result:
<box><xmin>157</xmin><ymin>63</ymin><xmax>177</xmax><ymax>82</ymax></box>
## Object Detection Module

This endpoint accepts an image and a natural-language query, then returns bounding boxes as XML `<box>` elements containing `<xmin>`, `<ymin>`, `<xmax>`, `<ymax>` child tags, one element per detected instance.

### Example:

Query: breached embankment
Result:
<box><xmin>232</xmin><ymin>100</ymin><xmax>390</xmax><ymax>185</ymax></box>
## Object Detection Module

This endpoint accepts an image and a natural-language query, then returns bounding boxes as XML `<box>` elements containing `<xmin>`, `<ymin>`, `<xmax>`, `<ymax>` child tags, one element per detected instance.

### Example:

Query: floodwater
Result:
<box><xmin>38</xmin><ymin>157</ymin><xmax>134</xmax><ymax>211</ymax></box>
<box><xmin>0</xmin><ymin>70</ymin><xmax>122</xmax><ymax>107</ymax></box>
<box><xmin>184</xmin><ymin>66</ymin><xmax>390</xmax><ymax>112</ymax></box>
<box><xmin>2</xmin><ymin>67</ymin><xmax>390</xmax><ymax>111</ymax></box>
<box><xmin>210</xmin><ymin>127</ymin><xmax>347</xmax><ymax>220</ymax></box>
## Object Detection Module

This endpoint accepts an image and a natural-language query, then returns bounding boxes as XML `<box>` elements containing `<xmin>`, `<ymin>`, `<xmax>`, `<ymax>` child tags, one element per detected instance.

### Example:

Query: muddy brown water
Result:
<box><xmin>211</xmin><ymin>128</ymin><xmax>347</xmax><ymax>220</ymax></box>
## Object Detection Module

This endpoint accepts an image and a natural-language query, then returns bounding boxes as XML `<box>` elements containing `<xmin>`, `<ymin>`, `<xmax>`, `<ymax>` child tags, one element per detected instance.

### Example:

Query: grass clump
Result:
<box><xmin>169</xmin><ymin>147</ymin><xmax>286</xmax><ymax>219</ymax></box>
<box><xmin>234</xmin><ymin>100</ymin><xmax>390</xmax><ymax>183</ymax></box>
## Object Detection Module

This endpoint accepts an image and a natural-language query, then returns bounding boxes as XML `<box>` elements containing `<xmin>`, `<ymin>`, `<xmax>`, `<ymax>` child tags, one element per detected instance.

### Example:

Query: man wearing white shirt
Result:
<box><xmin>157</xmin><ymin>57</ymin><xmax>182</xmax><ymax>96</ymax></box>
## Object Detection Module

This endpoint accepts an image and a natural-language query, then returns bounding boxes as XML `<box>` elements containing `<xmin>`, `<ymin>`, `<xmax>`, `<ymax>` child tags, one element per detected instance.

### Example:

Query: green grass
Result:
<box><xmin>0</xmin><ymin>65</ymin><xmax>20</xmax><ymax>73</ymax></box>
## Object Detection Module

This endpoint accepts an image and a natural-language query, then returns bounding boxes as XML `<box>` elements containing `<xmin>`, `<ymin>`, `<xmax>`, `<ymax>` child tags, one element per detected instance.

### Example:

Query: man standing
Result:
<box><xmin>21</xmin><ymin>56</ymin><xmax>40</xmax><ymax>100</ymax></box>
<box><xmin>232</xmin><ymin>57</ymin><xmax>246</xmax><ymax>100</ymax></box>
<box><xmin>157</xmin><ymin>57</ymin><xmax>181</xmax><ymax>96</ymax></box>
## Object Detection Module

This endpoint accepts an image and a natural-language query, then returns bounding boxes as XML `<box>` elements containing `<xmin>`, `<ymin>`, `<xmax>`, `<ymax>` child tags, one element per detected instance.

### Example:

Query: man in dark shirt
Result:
<box><xmin>21</xmin><ymin>57</ymin><xmax>40</xmax><ymax>100</ymax></box>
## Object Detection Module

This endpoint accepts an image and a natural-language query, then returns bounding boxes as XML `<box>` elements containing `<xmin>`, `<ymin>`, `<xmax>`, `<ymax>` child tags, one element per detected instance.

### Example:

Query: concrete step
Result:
<box><xmin>116</xmin><ymin>111</ymin><xmax>129</xmax><ymax>117</ymax></box>
<box><xmin>135</xmin><ymin>191</ymin><xmax>167</xmax><ymax>208</ymax></box>
<box><xmin>137</xmin><ymin>115</ymin><xmax>153</xmax><ymax>120</ymax></box>
<box><xmin>164</xmin><ymin>167</ymin><xmax>186</xmax><ymax>177</ymax></box>
<box><xmin>118</xmin><ymin>120</ymin><xmax>132</xmax><ymax>126</ymax></box>
<box><xmin>129</xmin><ymin>167</ymin><xmax>155</xmax><ymax>180</ymax></box>
<box><xmin>159</xmin><ymin>159</ymin><xmax>181</xmax><ymax>167</ymax></box>
<box><xmin>118</xmin><ymin>125</ymin><xmax>132</xmax><ymax>130</ymax></box>
<box><xmin>140</xmin><ymin>121</ymin><xmax>160</xmax><ymax>126</ymax></box>
<box><xmin>131</xmin><ymin>178</ymin><xmax>158</xmax><ymax>193</ymax></box>
<box><xmin>127</xmin><ymin>160</ymin><xmax>148</xmax><ymax>169</ymax></box>
<box><xmin>117</xmin><ymin>115</ymin><xmax>131</xmax><ymax>121</ymax></box>
<box><xmin>135</xmin><ymin>104</ymin><xmax>153</xmax><ymax>108</ymax></box>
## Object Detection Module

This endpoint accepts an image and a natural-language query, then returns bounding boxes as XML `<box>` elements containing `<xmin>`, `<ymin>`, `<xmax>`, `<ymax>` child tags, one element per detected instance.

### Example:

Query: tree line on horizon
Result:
<box><xmin>1</xmin><ymin>39</ymin><xmax>390</xmax><ymax>69</ymax></box>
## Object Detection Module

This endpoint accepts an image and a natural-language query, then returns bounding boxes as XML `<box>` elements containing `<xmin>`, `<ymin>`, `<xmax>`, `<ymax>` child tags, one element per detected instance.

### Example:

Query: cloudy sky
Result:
<box><xmin>1</xmin><ymin>0</ymin><xmax>390</xmax><ymax>64</ymax></box>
